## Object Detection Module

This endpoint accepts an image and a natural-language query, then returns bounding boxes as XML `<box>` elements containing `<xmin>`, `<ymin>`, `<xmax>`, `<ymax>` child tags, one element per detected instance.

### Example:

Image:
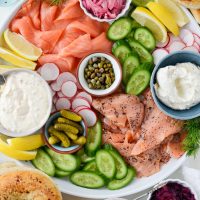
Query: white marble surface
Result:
<box><xmin>62</xmin><ymin>152</ymin><xmax>200</xmax><ymax>200</ymax></box>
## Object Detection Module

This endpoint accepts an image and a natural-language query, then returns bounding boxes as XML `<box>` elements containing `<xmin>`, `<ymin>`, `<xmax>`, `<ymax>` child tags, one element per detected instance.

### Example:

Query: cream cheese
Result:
<box><xmin>155</xmin><ymin>62</ymin><xmax>200</xmax><ymax>110</ymax></box>
<box><xmin>0</xmin><ymin>71</ymin><xmax>51</xmax><ymax>133</ymax></box>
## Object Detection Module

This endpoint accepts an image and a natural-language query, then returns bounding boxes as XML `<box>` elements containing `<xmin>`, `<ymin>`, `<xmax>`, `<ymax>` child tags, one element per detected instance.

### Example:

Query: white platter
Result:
<box><xmin>0</xmin><ymin>2</ymin><xmax>199</xmax><ymax>199</ymax></box>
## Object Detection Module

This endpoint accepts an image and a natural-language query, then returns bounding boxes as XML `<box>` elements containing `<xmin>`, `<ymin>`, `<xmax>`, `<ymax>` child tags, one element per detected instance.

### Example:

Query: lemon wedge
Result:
<box><xmin>0</xmin><ymin>137</ymin><xmax>37</xmax><ymax>160</ymax></box>
<box><xmin>0</xmin><ymin>47</ymin><xmax>36</xmax><ymax>70</ymax></box>
<box><xmin>7</xmin><ymin>134</ymin><xmax>44</xmax><ymax>151</ymax></box>
<box><xmin>131</xmin><ymin>7</ymin><xmax>167</xmax><ymax>42</ymax></box>
<box><xmin>155</xmin><ymin>0</ymin><xmax>189</xmax><ymax>27</ymax></box>
<box><xmin>4</xmin><ymin>29</ymin><xmax>42</xmax><ymax>61</ymax></box>
<box><xmin>147</xmin><ymin>2</ymin><xmax>179</xmax><ymax>36</ymax></box>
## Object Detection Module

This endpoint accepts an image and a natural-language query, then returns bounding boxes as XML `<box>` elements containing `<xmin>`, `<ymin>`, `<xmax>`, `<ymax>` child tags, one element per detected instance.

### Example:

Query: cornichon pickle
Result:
<box><xmin>54</xmin><ymin>124</ymin><xmax>79</xmax><ymax>134</ymax></box>
<box><xmin>48</xmin><ymin>127</ymin><xmax>70</xmax><ymax>147</ymax></box>
<box><xmin>57</xmin><ymin>117</ymin><xmax>83</xmax><ymax>132</ymax></box>
<box><xmin>48</xmin><ymin>136</ymin><xmax>60</xmax><ymax>145</ymax></box>
<box><xmin>74</xmin><ymin>136</ymin><xmax>87</xmax><ymax>145</ymax></box>
<box><xmin>60</xmin><ymin>110</ymin><xmax>82</xmax><ymax>122</ymax></box>
<box><xmin>65</xmin><ymin>132</ymin><xmax>78</xmax><ymax>141</ymax></box>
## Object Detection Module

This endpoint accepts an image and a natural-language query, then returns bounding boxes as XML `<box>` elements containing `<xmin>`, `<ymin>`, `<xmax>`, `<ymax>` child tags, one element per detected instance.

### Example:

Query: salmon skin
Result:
<box><xmin>10</xmin><ymin>0</ymin><xmax>112</xmax><ymax>73</ymax></box>
<box><xmin>92</xmin><ymin>91</ymin><xmax>185</xmax><ymax>177</ymax></box>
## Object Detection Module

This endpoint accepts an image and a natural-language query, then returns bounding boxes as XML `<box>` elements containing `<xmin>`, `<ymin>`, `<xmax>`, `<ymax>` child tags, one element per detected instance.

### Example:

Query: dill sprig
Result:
<box><xmin>48</xmin><ymin>0</ymin><xmax>66</xmax><ymax>5</ymax></box>
<box><xmin>183</xmin><ymin>117</ymin><xmax>200</xmax><ymax>157</ymax></box>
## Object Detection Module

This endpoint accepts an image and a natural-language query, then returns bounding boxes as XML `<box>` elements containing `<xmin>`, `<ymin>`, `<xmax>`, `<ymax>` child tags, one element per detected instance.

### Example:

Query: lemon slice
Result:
<box><xmin>0</xmin><ymin>137</ymin><xmax>37</xmax><ymax>160</ymax></box>
<box><xmin>7</xmin><ymin>134</ymin><xmax>44</xmax><ymax>151</ymax></box>
<box><xmin>4</xmin><ymin>29</ymin><xmax>42</xmax><ymax>61</ymax></box>
<box><xmin>155</xmin><ymin>0</ymin><xmax>189</xmax><ymax>27</ymax></box>
<box><xmin>147</xmin><ymin>2</ymin><xmax>180</xmax><ymax>36</ymax></box>
<box><xmin>0</xmin><ymin>47</ymin><xmax>36</xmax><ymax>70</ymax></box>
<box><xmin>131</xmin><ymin>7</ymin><xmax>167</xmax><ymax>42</ymax></box>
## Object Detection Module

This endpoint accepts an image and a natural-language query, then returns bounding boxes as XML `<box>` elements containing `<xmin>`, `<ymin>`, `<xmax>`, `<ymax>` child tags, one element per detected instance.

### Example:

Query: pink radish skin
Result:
<box><xmin>61</xmin><ymin>81</ymin><xmax>77</xmax><ymax>98</ymax></box>
<box><xmin>152</xmin><ymin>49</ymin><xmax>169</xmax><ymax>65</ymax></box>
<box><xmin>37</xmin><ymin>67</ymin><xmax>42</xmax><ymax>74</ymax></box>
<box><xmin>180</xmin><ymin>29</ymin><xmax>194</xmax><ymax>47</ymax></box>
<box><xmin>51</xmin><ymin>105</ymin><xmax>56</xmax><ymax>113</ymax></box>
<box><xmin>78</xmin><ymin>108</ymin><xmax>97</xmax><ymax>127</ymax></box>
<box><xmin>53</xmin><ymin>95</ymin><xmax>58</xmax><ymax>104</ymax></box>
<box><xmin>168</xmin><ymin>41</ymin><xmax>186</xmax><ymax>53</ymax></box>
<box><xmin>51</xmin><ymin>89</ymin><xmax>56</xmax><ymax>97</ymax></box>
<box><xmin>72</xmin><ymin>98</ymin><xmax>91</xmax><ymax>110</ymax></box>
<box><xmin>40</xmin><ymin>63</ymin><xmax>60</xmax><ymax>81</ymax></box>
<box><xmin>193</xmin><ymin>34</ymin><xmax>200</xmax><ymax>46</ymax></box>
<box><xmin>57</xmin><ymin>91</ymin><xmax>65</xmax><ymax>98</ymax></box>
<box><xmin>193</xmin><ymin>42</ymin><xmax>200</xmax><ymax>51</ymax></box>
<box><xmin>74</xmin><ymin>106</ymin><xmax>89</xmax><ymax>113</ymax></box>
<box><xmin>57</xmin><ymin>72</ymin><xmax>77</xmax><ymax>88</ymax></box>
<box><xmin>56</xmin><ymin>98</ymin><xmax>71</xmax><ymax>111</ymax></box>
<box><xmin>51</xmin><ymin>81</ymin><xmax>61</xmax><ymax>92</ymax></box>
<box><xmin>166</xmin><ymin>33</ymin><xmax>182</xmax><ymax>49</ymax></box>
<box><xmin>156</xmin><ymin>34</ymin><xmax>170</xmax><ymax>48</ymax></box>
<box><xmin>76</xmin><ymin>92</ymin><xmax>92</xmax><ymax>104</ymax></box>
<box><xmin>183</xmin><ymin>46</ymin><xmax>199</xmax><ymax>53</ymax></box>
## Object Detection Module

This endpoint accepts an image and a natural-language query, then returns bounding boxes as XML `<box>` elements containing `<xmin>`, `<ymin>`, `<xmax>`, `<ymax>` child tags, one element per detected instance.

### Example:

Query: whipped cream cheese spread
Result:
<box><xmin>155</xmin><ymin>62</ymin><xmax>200</xmax><ymax>110</ymax></box>
<box><xmin>0</xmin><ymin>71</ymin><xmax>51</xmax><ymax>133</ymax></box>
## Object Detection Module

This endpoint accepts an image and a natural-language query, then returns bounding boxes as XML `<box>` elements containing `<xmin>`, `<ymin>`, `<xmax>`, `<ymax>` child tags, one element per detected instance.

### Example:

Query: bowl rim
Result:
<box><xmin>78</xmin><ymin>0</ymin><xmax>132</xmax><ymax>23</ymax></box>
<box><xmin>147</xmin><ymin>178</ymin><xmax>199</xmax><ymax>200</ymax></box>
<box><xmin>43</xmin><ymin>110</ymin><xmax>87</xmax><ymax>154</ymax></box>
<box><xmin>0</xmin><ymin>68</ymin><xmax>52</xmax><ymax>137</ymax></box>
<box><xmin>150</xmin><ymin>51</ymin><xmax>200</xmax><ymax>120</ymax></box>
<box><xmin>77</xmin><ymin>52</ymin><xmax>122</xmax><ymax>97</ymax></box>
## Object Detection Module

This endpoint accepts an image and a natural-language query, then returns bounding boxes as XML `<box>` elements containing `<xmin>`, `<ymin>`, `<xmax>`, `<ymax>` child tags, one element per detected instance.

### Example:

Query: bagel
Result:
<box><xmin>0</xmin><ymin>164</ymin><xmax>62</xmax><ymax>200</ymax></box>
<box><xmin>173</xmin><ymin>0</ymin><xmax>200</xmax><ymax>9</ymax></box>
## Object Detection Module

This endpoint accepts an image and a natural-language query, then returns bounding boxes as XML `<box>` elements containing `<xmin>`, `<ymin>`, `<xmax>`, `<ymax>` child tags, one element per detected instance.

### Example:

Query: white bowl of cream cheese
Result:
<box><xmin>0</xmin><ymin>69</ymin><xmax>52</xmax><ymax>137</ymax></box>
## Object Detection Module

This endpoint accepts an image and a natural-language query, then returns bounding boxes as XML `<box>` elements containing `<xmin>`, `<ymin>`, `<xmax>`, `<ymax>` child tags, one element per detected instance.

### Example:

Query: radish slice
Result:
<box><xmin>72</xmin><ymin>98</ymin><xmax>91</xmax><ymax>110</ymax></box>
<box><xmin>193</xmin><ymin>42</ymin><xmax>200</xmax><ymax>51</ymax></box>
<box><xmin>57</xmin><ymin>72</ymin><xmax>77</xmax><ymax>88</ymax></box>
<box><xmin>156</xmin><ymin>34</ymin><xmax>170</xmax><ymax>48</ymax></box>
<box><xmin>51</xmin><ymin>81</ymin><xmax>61</xmax><ymax>92</ymax></box>
<box><xmin>183</xmin><ymin>46</ymin><xmax>199</xmax><ymax>53</ymax></box>
<box><xmin>57</xmin><ymin>91</ymin><xmax>65</xmax><ymax>98</ymax></box>
<box><xmin>40</xmin><ymin>63</ymin><xmax>60</xmax><ymax>81</ymax></box>
<box><xmin>78</xmin><ymin>108</ymin><xmax>97</xmax><ymax>127</ymax></box>
<box><xmin>193</xmin><ymin>34</ymin><xmax>200</xmax><ymax>46</ymax></box>
<box><xmin>166</xmin><ymin>33</ymin><xmax>181</xmax><ymax>49</ymax></box>
<box><xmin>51</xmin><ymin>105</ymin><xmax>56</xmax><ymax>113</ymax></box>
<box><xmin>37</xmin><ymin>67</ymin><xmax>42</xmax><ymax>74</ymax></box>
<box><xmin>51</xmin><ymin>89</ymin><xmax>56</xmax><ymax>97</ymax></box>
<box><xmin>61</xmin><ymin>81</ymin><xmax>77</xmax><ymax>98</ymax></box>
<box><xmin>76</xmin><ymin>92</ymin><xmax>92</xmax><ymax>104</ymax></box>
<box><xmin>56</xmin><ymin>98</ymin><xmax>71</xmax><ymax>111</ymax></box>
<box><xmin>168</xmin><ymin>41</ymin><xmax>185</xmax><ymax>53</ymax></box>
<box><xmin>53</xmin><ymin>95</ymin><xmax>58</xmax><ymax>104</ymax></box>
<box><xmin>74</xmin><ymin>106</ymin><xmax>89</xmax><ymax>113</ymax></box>
<box><xmin>180</xmin><ymin>29</ymin><xmax>194</xmax><ymax>47</ymax></box>
<box><xmin>152</xmin><ymin>49</ymin><xmax>169</xmax><ymax>65</ymax></box>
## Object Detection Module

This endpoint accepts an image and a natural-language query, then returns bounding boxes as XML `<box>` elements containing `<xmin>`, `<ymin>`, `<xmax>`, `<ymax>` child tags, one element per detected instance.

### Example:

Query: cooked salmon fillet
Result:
<box><xmin>10</xmin><ymin>0</ymin><xmax>112</xmax><ymax>73</ymax></box>
<box><xmin>93</xmin><ymin>91</ymin><xmax>185</xmax><ymax>177</ymax></box>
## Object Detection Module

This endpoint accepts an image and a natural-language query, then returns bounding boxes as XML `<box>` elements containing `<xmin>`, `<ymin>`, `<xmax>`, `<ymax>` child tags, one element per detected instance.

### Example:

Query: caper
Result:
<box><xmin>91</xmin><ymin>79</ymin><xmax>96</xmax><ymax>84</ymax></box>
<box><xmin>89</xmin><ymin>66</ymin><xmax>94</xmax><ymax>72</ymax></box>
<box><xmin>91</xmin><ymin>73</ymin><xmax>95</xmax><ymax>79</ymax></box>
<box><xmin>92</xmin><ymin>57</ymin><xmax>97</xmax><ymax>62</ymax></box>
<box><xmin>87</xmin><ymin>71</ymin><xmax>91</xmax><ymax>76</ymax></box>
<box><xmin>105</xmin><ymin>68</ymin><xmax>109</xmax><ymax>72</ymax></box>
<box><xmin>99</xmin><ymin>68</ymin><xmax>104</xmax><ymax>73</ymax></box>
<box><xmin>84</xmin><ymin>75</ymin><xmax>88</xmax><ymax>79</ymax></box>
<box><xmin>103</xmin><ymin>64</ymin><xmax>107</xmax><ymax>68</ymax></box>
<box><xmin>99</xmin><ymin>77</ymin><xmax>104</xmax><ymax>82</ymax></box>
<box><xmin>94</xmin><ymin>69</ymin><xmax>99</xmax><ymax>73</ymax></box>
<box><xmin>102</xmin><ymin>73</ymin><xmax>106</xmax><ymax>78</ymax></box>
<box><xmin>106</xmin><ymin>75</ymin><xmax>111</xmax><ymax>85</ymax></box>
<box><xmin>93</xmin><ymin>63</ymin><xmax>98</xmax><ymax>68</ymax></box>
<box><xmin>87</xmin><ymin>79</ymin><xmax>91</xmax><ymax>83</ymax></box>
<box><xmin>89</xmin><ymin>83</ymin><xmax>92</xmax><ymax>88</ymax></box>
<box><xmin>95</xmin><ymin>77</ymin><xmax>99</xmax><ymax>81</ymax></box>
<box><xmin>88</xmin><ymin>59</ymin><xmax>93</xmax><ymax>65</ymax></box>
<box><xmin>84</xmin><ymin>67</ymin><xmax>88</xmax><ymax>72</ymax></box>
<box><xmin>97</xmin><ymin>73</ymin><xmax>101</xmax><ymax>77</ymax></box>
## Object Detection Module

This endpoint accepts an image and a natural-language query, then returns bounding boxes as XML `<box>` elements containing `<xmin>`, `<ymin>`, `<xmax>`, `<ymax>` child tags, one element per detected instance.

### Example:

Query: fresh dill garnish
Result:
<box><xmin>48</xmin><ymin>0</ymin><xmax>65</xmax><ymax>5</ymax></box>
<box><xmin>183</xmin><ymin>117</ymin><xmax>200</xmax><ymax>157</ymax></box>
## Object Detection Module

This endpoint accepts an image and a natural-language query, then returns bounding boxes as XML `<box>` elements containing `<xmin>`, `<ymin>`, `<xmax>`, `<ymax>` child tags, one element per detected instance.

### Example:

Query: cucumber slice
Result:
<box><xmin>107</xmin><ymin>18</ymin><xmax>133</xmax><ymax>41</ymax></box>
<box><xmin>70</xmin><ymin>171</ymin><xmax>105</xmax><ymax>189</ymax></box>
<box><xmin>85</xmin><ymin>120</ymin><xmax>102</xmax><ymax>157</ymax></box>
<box><xmin>32</xmin><ymin>149</ymin><xmax>55</xmax><ymax>177</ymax></box>
<box><xmin>126</xmin><ymin>30</ymin><xmax>135</xmax><ymax>39</ymax></box>
<box><xmin>131</xmin><ymin>20</ymin><xmax>142</xmax><ymax>29</ymax></box>
<box><xmin>45</xmin><ymin>147</ymin><xmax>79</xmax><ymax>172</ymax></box>
<box><xmin>107</xmin><ymin>167</ymin><xmax>136</xmax><ymax>190</ymax></box>
<box><xmin>83</xmin><ymin>160</ymin><xmax>97</xmax><ymax>172</ymax></box>
<box><xmin>55</xmin><ymin>168</ymin><xmax>71</xmax><ymax>177</ymax></box>
<box><xmin>132</xmin><ymin>0</ymin><xmax>153</xmax><ymax>6</ymax></box>
<box><xmin>113</xmin><ymin>41</ymin><xmax>132</xmax><ymax>63</ymax></box>
<box><xmin>96</xmin><ymin>149</ymin><xmax>116</xmax><ymax>179</ymax></box>
<box><xmin>128</xmin><ymin>39</ymin><xmax>153</xmax><ymax>63</ymax></box>
<box><xmin>81</xmin><ymin>154</ymin><xmax>95</xmax><ymax>163</ymax></box>
<box><xmin>123</xmin><ymin>53</ymin><xmax>140</xmax><ymax>85</ymax></box>
<box><xmin>126</xmin><ymin>69</ymin><xmax>150</xmax><ymax>96</ymax></box>
<box><xmin>134</xmin><ymin>27</ymin><xmax>156</xmax><ymax>51</ymax></box>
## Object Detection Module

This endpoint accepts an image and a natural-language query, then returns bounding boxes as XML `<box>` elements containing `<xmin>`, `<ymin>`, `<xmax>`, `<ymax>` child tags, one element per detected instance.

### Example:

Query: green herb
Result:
<box><xmin>48</xmin><ymin>0</ymin><xmax>66</xmax><ymax>5</ymax></box>
<box><xmin>183</xmin><ymin>117</ymin><xmax>200</xmax><ymax>157</ymax></box>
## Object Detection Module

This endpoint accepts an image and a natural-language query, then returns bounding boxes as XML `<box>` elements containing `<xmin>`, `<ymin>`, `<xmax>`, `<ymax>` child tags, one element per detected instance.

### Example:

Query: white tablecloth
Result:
<box><xmin>62</xmin><ymin>151</ymin><xmax>200</xmax><ymax>200</ymax></box>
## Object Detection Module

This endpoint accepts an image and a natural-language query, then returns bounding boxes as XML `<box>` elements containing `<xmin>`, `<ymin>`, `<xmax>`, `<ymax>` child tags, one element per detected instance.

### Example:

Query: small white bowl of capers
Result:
<box><xmin>78</xmin><ymin>52</ymin><xmax>122</xmax><ymax>96</ymax></box>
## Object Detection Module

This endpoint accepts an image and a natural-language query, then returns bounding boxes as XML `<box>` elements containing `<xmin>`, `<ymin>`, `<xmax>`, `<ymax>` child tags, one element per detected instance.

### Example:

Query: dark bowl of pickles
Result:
<box><xmin>78</xmin><ymin>52</ymin><xmax>122</xmax><ymax>96</ymax></box>
<box><xmin>43</xmin><ymin>110</ymin><xmax>87</xmax><ymax>154</ymax></box>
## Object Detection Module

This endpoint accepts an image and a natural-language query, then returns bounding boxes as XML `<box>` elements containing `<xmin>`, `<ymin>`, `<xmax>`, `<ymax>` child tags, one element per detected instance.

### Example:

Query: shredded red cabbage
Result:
<box><xmin>82</xmin><ymin>0</ymin><xmax>126</xmax><ymax>19</ymax></box>
<box><xmin>150</xmin><ymin>182</ymin><xmax>196</xmax><ymax>200</ymax></box>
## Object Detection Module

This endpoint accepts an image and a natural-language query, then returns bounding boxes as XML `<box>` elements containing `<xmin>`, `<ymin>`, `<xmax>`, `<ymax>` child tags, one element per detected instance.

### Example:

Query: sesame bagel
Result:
<box><xmin>0</xmin><ymin>165</ymin><xmax>62</xmax><ymax>200</ymax></box>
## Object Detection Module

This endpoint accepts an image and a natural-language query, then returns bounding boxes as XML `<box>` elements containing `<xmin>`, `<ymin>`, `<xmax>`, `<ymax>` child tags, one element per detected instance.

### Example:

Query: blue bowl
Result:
<box><xmin>150</xmin><ymin>51</ymin><xmax>200</xmax><ymax>120</ymax></box>
<box><xmin>43</xmin><ymin>111</ymin><xmax>87</xmax><ymax>154</ymax></box>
